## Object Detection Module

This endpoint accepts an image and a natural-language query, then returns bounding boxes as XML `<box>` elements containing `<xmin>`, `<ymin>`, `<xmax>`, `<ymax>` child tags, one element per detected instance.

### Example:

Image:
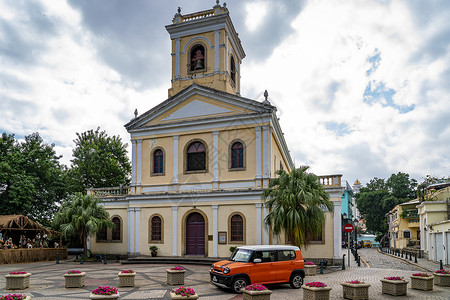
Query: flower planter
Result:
<box><xmin>166</xmin><ymin>269</ymin><xmax>185</xmax><ymax>286</ymax></box>
<box><xmin>64</xmin><ymin>272</ymin><xmax>85</xmax><ymax>288</ymax></box>
<box><xmin>434</xmin><ymin>273</ymin><xmax>450</xmax><ymax>286</ymax></box>
<box><xmin>380</xmin><ymin>279</ymin><xmax>408</xmax><ymax>296</ymax></box>
<box><xmin>341</xmin><ymin>282</ymin><xmax>370</xmax><ymax>300</ymax></box>
<box><xmin>410</xmin><ymin>275</ymin><xmax>433</xmax><ymax>291</ymax></box>
<box><xmin>243</xmin><ymin>289</ymin><xmax>272</xmax><ymax>300</ymax></box>
<box><xmin>305</xmin><ymin>265</ymin><xmax>317</xmax><ymax>276</ymax></box>
<box><xmin>118</xmin><ymin>272</ymin><xmax>136</xmax><ymax>287</ymax></box>
<box><xmin>0</xmin><ymin>295</ymin><xmax>31</xmax><ymax>300</ymax></box>
<box><xmin>302</xmin><ymin>285</ymin><xmax>332</xmax><ymax>300</ymax></box>
<box><xmin>89</xmin><ymin>292</ymin><xmax>120</xmax><ymax>299</ymax></box>
<box><xmin>5</xmin><ymin>273</ymin><xmax>31</xmax><ymax>290</ymax></box>
<box><xmin>169</xmin><ymin>292</ymin><xmax>199</xmax><ymax>299</ymax></box>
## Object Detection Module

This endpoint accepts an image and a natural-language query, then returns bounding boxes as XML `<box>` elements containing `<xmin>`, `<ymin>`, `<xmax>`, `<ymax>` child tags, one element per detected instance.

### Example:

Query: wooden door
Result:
<box><xmin>186</xmin><ymin>212</ymin><xmax>205</xmax><ymax>255</ymax></box>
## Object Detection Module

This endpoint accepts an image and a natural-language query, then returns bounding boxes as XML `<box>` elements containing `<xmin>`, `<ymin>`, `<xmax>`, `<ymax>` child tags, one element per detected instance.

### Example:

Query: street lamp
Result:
<box><xmin>354</xmin><ymin>218</ymin><xmax>359</xmax><ymax>257</ymax></box>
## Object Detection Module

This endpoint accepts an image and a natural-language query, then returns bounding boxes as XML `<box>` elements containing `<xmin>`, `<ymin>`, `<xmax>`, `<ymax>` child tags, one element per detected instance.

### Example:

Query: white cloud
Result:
<box><xmin>244</xmin><ymin>1</ymin><xmax>268</xmax><ymax>31</ymax></box>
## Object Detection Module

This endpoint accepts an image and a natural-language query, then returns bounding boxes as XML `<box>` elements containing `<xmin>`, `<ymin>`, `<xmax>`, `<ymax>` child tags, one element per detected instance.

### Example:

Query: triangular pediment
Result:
<box><xmin>125</xmin><ymin>84</ymin><xmax>274</xmax><ymax>130</ymax></box>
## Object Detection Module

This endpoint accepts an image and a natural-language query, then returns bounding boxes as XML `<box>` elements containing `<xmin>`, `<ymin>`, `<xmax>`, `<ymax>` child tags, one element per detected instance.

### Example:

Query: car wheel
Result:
<box><xmin>231</xmin><ymin>277</ymin><xmax>248</xmax><ymax>293</ymax></box>
<box><xmin>289</xmin><ymin>273</ymin><xmax>303</xmax><ymax>289</ymax></box>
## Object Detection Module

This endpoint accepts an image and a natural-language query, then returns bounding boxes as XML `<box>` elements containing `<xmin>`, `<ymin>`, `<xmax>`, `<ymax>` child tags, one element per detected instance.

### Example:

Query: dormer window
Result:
<box><xmin>230</xmin><ymin>56</ymin><xmax>236</xmax><ymax>84</ymax></box>
<box><xmin>190</xmin><ymin>44</ymin><xmax>206</xmax><ymax>72</ymax></box>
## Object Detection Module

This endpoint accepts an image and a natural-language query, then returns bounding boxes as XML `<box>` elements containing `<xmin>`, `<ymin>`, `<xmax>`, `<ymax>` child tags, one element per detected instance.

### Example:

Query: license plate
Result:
<box><xmin>212</xmin><ymin>276</ymin><xmax>217</xmax><ymax>282</ymax></box>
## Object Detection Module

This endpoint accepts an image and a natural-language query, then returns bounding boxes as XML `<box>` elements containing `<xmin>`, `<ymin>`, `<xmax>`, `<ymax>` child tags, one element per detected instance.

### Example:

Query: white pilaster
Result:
<box><xmin>256</xmin><ymin>203</ymin><xmax>262</xmax><ymax>245</ymax></box>
<box><xmin>175</xmin><ymin>38</ymin><xmax>181</xmax><ymax>79</ymax></box>
<box><xmin>212</xmin><ymin>205</ymin><xmax>218</xmax><ymax>258</ymax></box>
<box><xmin>136</xmin><ymin>139</ymin><xmax>142</xmax><ymax>185</ymax></box>
<box><xmin>225</xmin><ymin>33</ymin><xmax>229</xmax><ymax>73</ymax></box>
<box><xmin>135</xmin><ymin>207</ymin><xmax>141</xmax><ymax>256</ymax></box>
<box><xmin>213</xmin><ymin>131</ymin><xmax>219</xmax><ymax>182</ymax></box>
<box><xmin>333</xmin><ymin>202</ymin><xmax>342</xmax><ymax>260</ymax></box>
<box><xmin>214</xmin><ymin>30</ymin><xmax>220</xmax><ymax>72</ymax></box>
<box><xmin>263</xmin><ymin>204</ymin><xmax>269</xmax><ymax>245</ymax></box>
<box><xmin>131</xmin><ymin>140</ymin><xmax>137</xmax><ymax>185</ymax></box>
<box><xmin>172</xmin><ymin>206</ymin><xmax>178</xmax><ymax>256</ymax></box>
<box><xmin>255</xmin><ymin>127</ymin><xmax>262</xmax><ymax>179</ymax></box>
<box><xmin>127</xmin><ymin>208</ymin><xmax>135</xmax><ymax>256</ymax></box>
<box><xmin>173</xmin><ymin>135</ymin><xmax>179</xmax><ymax>184</ymax></box>
<box><xmin>442</xmin><ymin>224</ymin><xmax>447</xmax><ymax>265</ymax></box>
<box><xmin>262</xmin><ymin>126</ymin><xmax>269</xmax><ymax>178</ymax></box>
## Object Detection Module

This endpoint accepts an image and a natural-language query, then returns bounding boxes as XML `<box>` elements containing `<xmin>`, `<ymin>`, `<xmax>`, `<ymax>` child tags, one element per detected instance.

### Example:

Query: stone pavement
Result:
<box><xmin>0</xmin><ymin>253</ymin><xmax>449</xmax><ymax>299</ymax></box>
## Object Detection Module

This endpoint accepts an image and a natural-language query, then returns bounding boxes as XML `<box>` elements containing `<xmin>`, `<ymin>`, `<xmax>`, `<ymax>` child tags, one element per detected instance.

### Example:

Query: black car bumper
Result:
<box><xmin>210</xmin><ymin>272</ymin><xmax>233</xmax><ymax>289</ymax></box>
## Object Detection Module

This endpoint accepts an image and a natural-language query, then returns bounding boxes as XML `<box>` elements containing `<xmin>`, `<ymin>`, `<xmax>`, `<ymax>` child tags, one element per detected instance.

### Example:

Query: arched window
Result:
<box><xmin>151</xmin><ymin>216</ymin><xmax>162</xmax><ymax>241</ymax></box>
<box><xmin>230</xmin><ymin>214</ymin><xmax>244</xmax><ymax>242</ymax></box>
<box><xmin>230</xmin><ymin>141</ymin><xmax>244</xmax><ymax>169</ymax></box>
<box><xmin>186</xmin><ymin>141</ymin><xmax>206</xmax><ymax>171</ymax></box>
<box><xmin>153</xmin><ymin>149</ymin><xmax>164</xmax><ymax>174</ymax></box>
<box><xmin>230</xmin><ymin>56</ymin><xmax>236</xmax><ymax>84</ymax></box>
<box><xmin>190</xmin><ymin>44</ymin><xmax>206</xmax><ymax>72</ymax></box>
<box><xmin>112</xmin><ymin>217</ymin><xmax>121</xmax><ymax>241</ymax></box>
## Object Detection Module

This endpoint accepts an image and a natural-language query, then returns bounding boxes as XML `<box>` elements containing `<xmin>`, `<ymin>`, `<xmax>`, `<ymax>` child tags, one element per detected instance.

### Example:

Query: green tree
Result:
<box><xmin>0</xmin><ymin>132</ymin><xmax>68</xmax><ymax>225</ymax></box>
<box><xmin>68</xmin><ymin>127</ymin><xmax>131</xmax><ymax>193</ymax></box>
<box><xmin>263</xmin><ymin>166</ymin><xmax>333</xmax><ymax>247</ymax></box>
<box><xmin>53</xmin><ymin>193</ymin><xmax>114</xmax><ymax>256</ymax></box>
<box><xmin>356</xmin><ymin>172</ymin><xmax>417</xmax><ymax>236</ymax></box>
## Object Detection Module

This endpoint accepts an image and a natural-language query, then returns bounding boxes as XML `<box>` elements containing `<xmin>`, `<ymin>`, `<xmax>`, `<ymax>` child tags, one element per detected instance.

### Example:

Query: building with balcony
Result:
<box><xmin>88</xmin><ymin>2</ymin><xmax>345</xmax><ymax>262</ymax></box>
<box><xmin>387</xmin><ymin>199</ymin><xmax>420</xmax><ymax>250</ymax></box>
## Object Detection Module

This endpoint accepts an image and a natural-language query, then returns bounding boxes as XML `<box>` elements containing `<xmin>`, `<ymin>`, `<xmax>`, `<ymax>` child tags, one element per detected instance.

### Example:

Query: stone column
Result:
<box><xmin>333</xmin><ymin>201</ymin><xmax>342</xmax><ymax>260</ymax></box>
<box><xmin>135</xmin><ymin>207</ymin><xmax>141</xmax><ymax>256</ymax></box>
<box><xmin>172</xmin><ymin>135</ymin><xmax>179</xmax><ymax>184</ymax></box>
<box><xmin>127</xmin><ymin>208</ymin><xmax>135</xmax><ymax>257</ymax></box>
<box><xmin>136</xmin><ymin>139</ymin><xmax>142</xmax><ymax>186</ymax></box>
<box><xmin>214</xmin><ymin>30</ymin><xmax>220</xmax><ymax>72</ymax></box>
<box><xmin>172</xmin><ymin>206</ymin><xmax>178</xmax><ymax>256</ymax></box>
<box><xmin>255</xmin><ymin>126</ymin><xmax>262</xmax><ymax>179</ymax></box>
<box><xmin>131</xmin><ymin>140</ymin><xmax>137</xmax><ymax>186</ymax></box>
<box><xmin>212</xmin><ymin>205</ymin><xmax>218</xmax><ymax>257</ymax></box>
<box><xmin>262</xmin><ymin>126</ymin><xmax>269</xmax><ymax>178</ymax></box>
<box><xmin>263</xmin><ymin>204</ymin><xmax>269</xmax><ymax>245</ymax></box>
<box><xmin>175</xmin><ymin>38</ymin><xmax>181</xmax><ymax>79</ymax></box>
<box><xmin>255</xmin><ymin>203</ymin><xmax>262</xmax><ymax>245</ymax></box>
<box><xmin>212</xmin><ymin>131</ymin><xmax>219</xmax><ymax>183</ymax></box>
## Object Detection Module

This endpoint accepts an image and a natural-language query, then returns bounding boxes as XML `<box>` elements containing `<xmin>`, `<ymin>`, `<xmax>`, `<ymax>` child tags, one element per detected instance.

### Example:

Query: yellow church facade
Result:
<box><xmin>89</xmin><ymin>2</ymin><xmax>344</xmax><ymax>262</ymax></box>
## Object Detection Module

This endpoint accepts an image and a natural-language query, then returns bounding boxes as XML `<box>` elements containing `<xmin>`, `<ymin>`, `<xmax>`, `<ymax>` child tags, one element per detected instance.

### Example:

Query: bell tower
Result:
<box><xmin>166</xmin><ymin>1</ymin><xmax>246</xmax><ymax>97</ymax></box>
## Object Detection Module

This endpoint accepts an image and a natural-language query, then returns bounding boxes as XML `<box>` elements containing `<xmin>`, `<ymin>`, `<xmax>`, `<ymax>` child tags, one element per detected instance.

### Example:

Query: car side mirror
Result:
<box><xmin>253</xmin><ymin>258</ymin><xmax>261</xmax><ymax>263</ymax></box>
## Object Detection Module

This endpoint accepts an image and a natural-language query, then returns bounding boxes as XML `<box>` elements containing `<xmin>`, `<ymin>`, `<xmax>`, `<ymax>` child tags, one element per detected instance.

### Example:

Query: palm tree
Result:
<box><xmin>263</xmin><ymin>166</ymin><xmax>333</xmax><ymax>248</ymax></box>
<box><xmin>53</xmin><ymin>193</ymin><xmax>114</xmax><ymax>257</ymax></box>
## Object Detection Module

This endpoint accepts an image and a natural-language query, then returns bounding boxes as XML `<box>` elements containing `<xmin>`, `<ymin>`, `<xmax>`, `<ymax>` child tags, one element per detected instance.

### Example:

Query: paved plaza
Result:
<box><xmin>1</xmin><ymin>248</ymin><xmax>449</xmax><ymax>299</ymax></box>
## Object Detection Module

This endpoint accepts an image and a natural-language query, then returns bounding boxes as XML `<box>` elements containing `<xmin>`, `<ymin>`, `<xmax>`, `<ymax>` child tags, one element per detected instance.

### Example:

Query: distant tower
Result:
<box><xmin>352</xmin><ymin>179</ymin><xmax>362</xmax><ymax>194</ymax></box>
<box><xmin>166</xmin><ymin>1</ymin><xmax>245</xmax><ymax>97</ymax></box>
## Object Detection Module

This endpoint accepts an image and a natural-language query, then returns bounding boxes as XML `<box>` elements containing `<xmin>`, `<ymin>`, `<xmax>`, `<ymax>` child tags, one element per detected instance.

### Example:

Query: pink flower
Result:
<box><xmin>244</xmin><ymin>284</ymin><xmax>268</xmax><ymax>291</ymax></box>
<box><xmin>384</xmin><ymin>276</ymin><xmax>404</xmax><ymax>281</ymax></box>
<box><xmin>171</xmin><ymin>287</ymin><xmax>196</xmax><ymax>296</ymax></box>
<box><xmin>346</xmin><ymin>280</ymin><xmax>362</xmax><ymax>284</ymax></box>
<box><xmin>120</xmin><ymin>269</ymin><xmax>134</xmax><ymax>273</ymax></box>
<box><xmin>8</xmin><ymin>271</ymin><xmax>27</xmax><ymax>275</ymax></box>
<box><xmin>170</xmin><ymin>266</ymin><xmax>184</xmax><ymax>271</ymax></box>
<box><xmin>0</xmin><ymin>294</ymin><xmax>27</xmax><ymax>300</ymax></box>
<box><xmin>412</xmin><ymin>273</ymin><xmax>431</xmax><ymax>277</ymax></box>
<box><xmin>305</xmin><ymin>261</ymin><xmax>316</xmax><ymax>265</ymax></box>
<box><xmin>306</xmin><ymin>281</ymin><xmax>327</xmax><ymax>287</ymax></box>
<box><xmin>435</xmin><ymin>269</ymin><xmax>450</xmax><ymax>274</ymax></box>
<box><xmin>91</xmin><ymin>286</ymin><xmax>118</xmax><ymax>295</ymax></box>
<box><xmin>66</xmin><ymin>270</ymin><xmax>81</xmax><ymax>274</ymax></box>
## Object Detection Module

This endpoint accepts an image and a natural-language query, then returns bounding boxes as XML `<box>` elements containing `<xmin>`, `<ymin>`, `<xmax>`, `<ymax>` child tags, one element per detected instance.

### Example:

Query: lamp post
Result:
<box><xmin>354</xmin><ymin>218</ymin><xmax>358</xmax><ymax>257</ymax></box>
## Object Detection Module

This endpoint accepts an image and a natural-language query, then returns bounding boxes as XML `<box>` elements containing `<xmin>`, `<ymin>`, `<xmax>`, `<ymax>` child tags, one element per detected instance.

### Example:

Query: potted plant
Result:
<box><xmin>169</xmin><ymin>287</ymin><xmax>199</xmax><ymax>299</ymax></box>
<box><xmin>341</xmin><ymin>280</ymin><xmax>370</xmax><ymax>300</ymax></box>
<box><xmin>229</xmin><ymin>246</ymin><xmax>237</xmax><ymax>253</ymax></box>
<box><xmin>304</xmin><ymin>262</ymin><xmax>317</xmax><ymax>276</ymax></box>
<box><xmin>64</xmin><ymin>270</ymin><xmax>85</xmax><ymax>288</ymax></box>
<box><xmin>380</xmin><ymin>276</ymin><xmax>408</xmax><ymax>296</ymax></box>
<box><xmin>242</xmin><ymin>284</ymin><xmax>272</xmax><ymax>300</ymax></box>
<box><xmin>0</xmin><ymin>294</ymin><xmax>31</xmax><ymax>300</ymax></box>
<box><xmin>118</xmin><ymin>269</ymin><xmax>136</xmax><ymax>287</ymax></box>
<box><xmin>434</xmin><ymin>269</ymin><xmax>450</xmax><ymax>286</ymax></box>
<box><xmin>5</xmin><ymin>271</ymin><xmax>31</xmax><ymax>290</ymax></box>
<box><xmin>89</xmin><ymin>286</ymin><xmax>120</xmax><ymax>299</ymax></box>
<box><xmin>410</xmin><ymin>272</ymin><xmax>433</xmax><ymax>290</ymax></box>
<box><xmin>150</xmin><ymin>245</ymin><xmax>158</xmax><ymax>257</ymax></box>
<box><xmin>167</xmin><ymin>266</ymin><xmax>185</xmax><ymax>285</ymax></box>
<box><xmin>302</xmin><ymin>282</ymin><xmax>331</xmax><ymax>300</ymax></box>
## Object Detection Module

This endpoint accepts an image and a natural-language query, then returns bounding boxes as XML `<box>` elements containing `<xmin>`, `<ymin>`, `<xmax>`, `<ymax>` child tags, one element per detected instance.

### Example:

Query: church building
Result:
<box><xmin>89</xmin><ymin>2</ymin><xmax>344</xmax><ymax>263</ymax></box>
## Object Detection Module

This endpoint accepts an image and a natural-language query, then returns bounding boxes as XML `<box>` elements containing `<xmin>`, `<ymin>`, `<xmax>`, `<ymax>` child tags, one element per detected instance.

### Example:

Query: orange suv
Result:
<box><xmin>210</xmin><ymin>245</ymin><xmax>305</xmax><ymax>293</ymax></box>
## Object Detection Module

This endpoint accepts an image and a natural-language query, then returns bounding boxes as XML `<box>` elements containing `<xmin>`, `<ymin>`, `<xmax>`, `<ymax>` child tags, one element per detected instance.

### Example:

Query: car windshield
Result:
<box><xmin>229</xmin><ymin>249</ymin><xmax>252</xmax><ymax>262</ymax></box>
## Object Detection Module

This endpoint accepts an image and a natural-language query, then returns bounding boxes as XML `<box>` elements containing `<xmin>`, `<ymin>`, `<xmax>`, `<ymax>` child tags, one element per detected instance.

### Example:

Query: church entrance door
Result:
<box><xmin>186</xmin><ymin>212</ymin><xmax>205</xmax><ymax>255</ymax></box>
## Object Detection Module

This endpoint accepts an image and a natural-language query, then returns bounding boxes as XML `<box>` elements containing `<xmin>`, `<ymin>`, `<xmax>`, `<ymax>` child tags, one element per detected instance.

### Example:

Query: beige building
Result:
<box><xmin>387</xmin><ymin>200</ymin><xmax>420</xmax><ymax>250</ymax></box>
<box><xmin>417</xmin><ymin>182</ymin><xmax>450</xmax><ymax>264</ymax></box>
<box><xmin>89</xmin><ymin>2</ymin><xmax>344</xmax><ymax>262</ymax></box>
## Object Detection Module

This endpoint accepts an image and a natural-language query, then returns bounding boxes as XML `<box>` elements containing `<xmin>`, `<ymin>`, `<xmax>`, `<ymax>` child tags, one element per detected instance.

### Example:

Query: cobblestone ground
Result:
<box><xmin>0</xmin><ymin>250</ymin><xmax>449</xmax><ymax>300</ymax></box>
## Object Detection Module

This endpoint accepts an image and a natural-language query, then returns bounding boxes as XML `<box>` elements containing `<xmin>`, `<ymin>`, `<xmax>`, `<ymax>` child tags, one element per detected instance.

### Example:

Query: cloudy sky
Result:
<box><xmin>1</xmin><ymin>0</ymin><xmax>449</xmax><ymax>185</ymax></box>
